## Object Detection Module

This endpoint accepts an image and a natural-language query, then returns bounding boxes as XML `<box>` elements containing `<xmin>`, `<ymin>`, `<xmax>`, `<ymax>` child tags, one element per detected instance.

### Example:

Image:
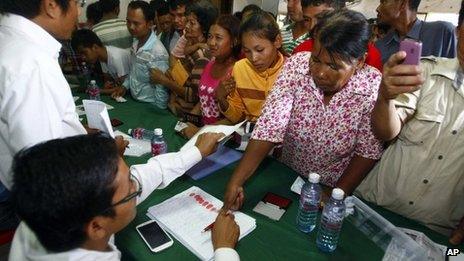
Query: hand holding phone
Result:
<box><xmin>136</xmin><ymin>220</ymin><xmax>173</xmax><ymax>252</ymax></box>
<box><xmin>399</xmin><ymin>38</ymin><xmax>422</xmax><ymax>65</ymax></box>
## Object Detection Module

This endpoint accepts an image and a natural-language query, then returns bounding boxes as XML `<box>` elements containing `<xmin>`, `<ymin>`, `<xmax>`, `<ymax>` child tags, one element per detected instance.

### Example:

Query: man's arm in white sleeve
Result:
<box><xmin>214</xmin><ymin>248</ymin><xmax>240</xmax><ymax>261</ymax></box>
<box><xmin>130</xmin><ymin>146</ymin><xmax>202</xmax><ymax>204</ymax></box>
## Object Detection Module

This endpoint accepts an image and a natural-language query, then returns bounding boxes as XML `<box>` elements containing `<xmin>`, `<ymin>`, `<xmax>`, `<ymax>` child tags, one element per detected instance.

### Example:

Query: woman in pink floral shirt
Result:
<box><xmin>223</xmin><ymin>10</ymin><xmax>384</xmax><ymax>210</ymax></box>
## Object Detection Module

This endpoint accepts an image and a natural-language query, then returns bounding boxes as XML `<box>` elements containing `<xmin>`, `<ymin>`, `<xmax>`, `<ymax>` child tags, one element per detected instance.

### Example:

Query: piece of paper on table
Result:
<box><xmin>290</xmin><ymin>176</ymin><xmax>306</xmax><ymax>195</ymax></box>
<box><xmin>76</xmin><ymin>102</ymin><xmax>113</xmax><ymax>116</ymax></box>
<box><xmin>397</xmin><ymin>228</ymin><xmax>447</xmax><ymax>261</ymax></box>
<box><xmin>113</xmin><ymin>130</ymin><xmax>151</xmax><ymax>157</ymax></box>
<box><xmin>147</xmin><ymin>186</ymin><xmax>256</xmax><ymax>261</ymax></box>
<box><xmin>83</xmin><ymin>100</ymin><xmax>114</xmax><ymax>138</ymax></box>
<box><xmin>180</xmin><ymin>121</ymin><xmax>245</xmax><ymax>151</ymax></box>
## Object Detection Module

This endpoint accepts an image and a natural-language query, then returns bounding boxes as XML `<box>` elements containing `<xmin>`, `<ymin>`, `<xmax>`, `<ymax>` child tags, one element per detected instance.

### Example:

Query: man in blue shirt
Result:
<box><xmin>112</xmin><ymin>1</ymin><xmax>169</xmax><ymax>109</ymax></box>
<box><xmin>375</xmin><ymin>0</ymin><xmax>456</xmax><ymax>64</ymax></box>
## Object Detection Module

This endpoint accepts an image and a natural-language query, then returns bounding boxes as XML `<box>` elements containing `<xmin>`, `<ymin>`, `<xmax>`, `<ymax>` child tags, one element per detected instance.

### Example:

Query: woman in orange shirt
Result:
<box><xmin>216</xmin><ymin>11</ymin><xmax>285</xmax><ymax>124</ymax></box>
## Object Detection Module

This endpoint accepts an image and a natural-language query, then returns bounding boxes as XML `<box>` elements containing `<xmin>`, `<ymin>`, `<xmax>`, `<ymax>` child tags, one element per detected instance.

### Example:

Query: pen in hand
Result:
<box><xmin>202</xmin><ymin>222</ymin><xmax>214</xmax><ymax>233</ymax></box>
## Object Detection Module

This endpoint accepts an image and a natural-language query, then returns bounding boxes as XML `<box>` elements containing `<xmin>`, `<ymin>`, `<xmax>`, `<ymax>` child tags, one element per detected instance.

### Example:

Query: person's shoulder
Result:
<box><xmin>284</xmin><ymin>52</ymin><xmax>311</xmax><ymax>74</ymax></box>
<box><xmin>280</xmin><ymin>23</ymin><xmax>293</xmax><ymax>32</ymax></box>
<box><xmin>107</xmin><ymin>45</ymin><xmax>130</xmax><ymax>55</ymax></box>
<box><xmin>421</xmin><ymin>56</ymin><xmax>457</xmax><ymax>78</ymax></box>
<box><xmin>0</xmin><ymin>38</ymin><xmax>47</xmax><ymax>72</ymax></box>
<box><xmin>423</xmin><ymin>20</ymin><xmax>455</xmax><ymax>33</ymax></box>
<box><xmin>353</xmin><ymin>65</ymin><xmax>383</xmax><ymax>98</ymax></box>
<box><xmin>233</xmin><ymin>58</ymin><xmax>249</xmax><ymax>69</ymax></box>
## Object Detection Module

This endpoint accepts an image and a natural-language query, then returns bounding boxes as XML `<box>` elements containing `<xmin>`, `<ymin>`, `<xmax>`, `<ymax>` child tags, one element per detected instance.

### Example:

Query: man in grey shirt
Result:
<box><xmin>375</xmin><ymin>0</ymin><xmax>456</xmax><ymax>64</ymax></box>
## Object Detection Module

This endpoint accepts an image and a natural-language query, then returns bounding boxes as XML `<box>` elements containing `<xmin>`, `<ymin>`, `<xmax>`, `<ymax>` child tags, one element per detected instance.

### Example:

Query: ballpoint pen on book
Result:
<box><xmin>202</xmin><ymin>222</ymin><xmax>215</xmax><ymax>233</ymax></box>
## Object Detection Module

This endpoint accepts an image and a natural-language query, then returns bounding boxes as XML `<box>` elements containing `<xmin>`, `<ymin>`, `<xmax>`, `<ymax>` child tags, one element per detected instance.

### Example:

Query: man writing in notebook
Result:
<box><xmin>9</xmin><ymin>133</ymin><xmax>241</xmax><ymax>261</ymax></box>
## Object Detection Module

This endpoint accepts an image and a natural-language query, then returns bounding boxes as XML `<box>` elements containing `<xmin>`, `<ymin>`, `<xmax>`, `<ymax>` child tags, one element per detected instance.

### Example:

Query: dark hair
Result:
<box><xmin>186</xmin><ymin>0</ymin><xmax>219</xmax><ymax>38</ymax></box>
<box><xmin>240</xmin><ymin>11</ymin><xmax>280</xmax><ymax>44</ymax></box>
<box><xmin>99</xmin><ymin>0</ymin><xmax>120</xmax><ymax>14</ymax></box>
<box><xmin>313</xmin><ymin>9</ymin><xmax>370</xmax><ymax>62</ymax></box>
<box><xmin>128</xmin><ymin>0</ymin><xmax>156</xmax><ymax>21</ymax></box>
<box><xmin>156</xmin><ymin>0</ymin><xmax>171</xmax><ymax>17</ymax></box>
<box><xmin>409</xmin><ymin>0</ymin><xmax>421</xmax><ymax>11</ymax></box>
<box><xmin>169</xmin><ymin>0</ymin><xmax>189</xmax><ymax>11</ymax></box>
<box><xmin>11</xmin><ymin>134</ymin><xmax>119</xmax><ymax>252</ymax></box>
<box><xmin>459</xmin><ymin>0</ymin><xmax>464</xmax><ymax>27</ymax></box>
<box><xmin>242</xmin><ymin>4</ymin><xmax>261</xmax><ymax>15</ymax></box>
<box><xmin>301</xmin><ymin>0</ymin><xmax>346</xmax><ymax>8</ymax></box>
<box><xmin>0</xmin><ymin>0</ymin><xmax>69</xmax><ymax>19</ymax></box>
<box><xmin>86</xmin><ymin>2</ymin><xmax>103</xmax><ymax>25</ymax></box>
<box><xmin>233</xmin><ymin>11</ymin><xmax>242</xmax><ymax>20</ymax></box>
<box><xmin>71</xmin><ymin>29</ymin><xmax>104</xmax><ymax>51</ymax></box>
<box><xmin>212</xmin><ymin>14</ymin><xmax>241</xmax><ymax>59</ymax></box>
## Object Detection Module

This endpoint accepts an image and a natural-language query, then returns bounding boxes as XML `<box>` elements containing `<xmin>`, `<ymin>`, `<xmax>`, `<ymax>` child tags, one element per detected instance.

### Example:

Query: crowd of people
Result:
<box><xmin>0</xmin><ymin>0</ymin><xmax>463</xmax><ymax>260</ymax></box>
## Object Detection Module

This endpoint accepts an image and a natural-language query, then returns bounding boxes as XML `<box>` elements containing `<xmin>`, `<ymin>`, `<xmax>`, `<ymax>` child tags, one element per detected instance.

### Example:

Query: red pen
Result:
<box><xmin>201</xmin><ymin>222</ymin><xmax>214</xmax><ymax>233</ymax></box>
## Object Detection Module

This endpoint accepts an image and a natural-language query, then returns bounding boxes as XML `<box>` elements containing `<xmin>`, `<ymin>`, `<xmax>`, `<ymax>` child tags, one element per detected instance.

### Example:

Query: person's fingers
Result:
<box><xmin>449</xmin><ymin>230</ymin><xmax>464</xmax><ymax>245</ymax></box>
<box><xmin>449</xmin><ymin>217</ymin><xmax>464</xmax><ymax>245</ymax></box>
<box><xmin>386</xmin><ymin>75</ymin><xmax>423</xmax><ymax>86</ymax></box>
<box><xmin>384</xmin><ymin>51</ymin><xmax>407</xmax><ymax>70</ymax></box>
<box><xmin>214</xmin><ymin>132</ymin><xmax>226</xmax><ymax>141</ymax></box>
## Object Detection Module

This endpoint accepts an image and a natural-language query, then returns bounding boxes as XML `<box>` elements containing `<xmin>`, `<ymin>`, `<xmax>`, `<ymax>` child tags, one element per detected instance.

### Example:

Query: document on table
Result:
<box><xmin>180</xmin><ymin>121</ymin><xmax>245</xmax><ymax>151</ymax></box>
<box><xmin>83</xmin><ymin>100</ymin><xmax>114</xmax><ymax>137</ymax></box>
<box><xmin>147</xmin><ymin>186</ymin><xmax>256</xmax><ymax>261</ymax></box>
<box><xmin>113</xmin><ymin>130</ymin><xmax>151</xmax><ymax>157</ymax></box>
<box><xmin>76</xmin><ymin>103</ymin><xmax>113</xmax><ymax>116</ymax></box>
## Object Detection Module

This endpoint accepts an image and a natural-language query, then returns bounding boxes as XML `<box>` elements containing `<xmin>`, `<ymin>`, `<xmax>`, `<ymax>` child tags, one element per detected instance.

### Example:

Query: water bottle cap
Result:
<box><xmin>154</xmin><ymin>128</ymin><xmax>163</xmax><ymax>135</ymax></box>
<box><xmin>331</xmin><ymin>188</ymin><xmax>345</xmax><ymax>200</ymax></box>
<box><xmin>308</xmin><ymin>173</ymin><xmax>320</xmax><ymax>183</ymax></box>
<box><xmin>90</xmin><ymin>80</ymin><xmax>96</xmax><ymax>84</ymax></box>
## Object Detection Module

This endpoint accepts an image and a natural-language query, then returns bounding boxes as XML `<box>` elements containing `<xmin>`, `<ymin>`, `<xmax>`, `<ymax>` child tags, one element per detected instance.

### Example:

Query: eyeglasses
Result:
<box><xmin>101</xmin><ymin>174</ymin><xmax>143</xmax><ymax>213</ymax></box>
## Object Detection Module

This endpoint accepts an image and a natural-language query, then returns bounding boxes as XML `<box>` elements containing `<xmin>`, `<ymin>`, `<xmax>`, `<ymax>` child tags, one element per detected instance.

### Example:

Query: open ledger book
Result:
<box><xmin>147</xmin><ymin>186</ymin><xmax>256</xmax><ymax>260</ymax></box>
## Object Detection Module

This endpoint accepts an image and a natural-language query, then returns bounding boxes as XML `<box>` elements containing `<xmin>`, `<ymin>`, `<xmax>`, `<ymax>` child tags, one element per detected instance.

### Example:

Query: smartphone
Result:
<box><xmin>136</xmin><ymin>220</ymin><xmax>173</xmax><ymax>252</ymax></box>
<box><xmin>110</xmin><ymin>118</ymin><xmax>123</xmax><ymax>127</ymax></box>
<box><xmin>399</xmin><ymin>38</ymin><xmax>422</xmax><ymax>65</ymax></box>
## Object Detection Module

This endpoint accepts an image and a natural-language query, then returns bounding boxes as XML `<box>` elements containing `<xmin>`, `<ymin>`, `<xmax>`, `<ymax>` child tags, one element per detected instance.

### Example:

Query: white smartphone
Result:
<box><xmin>136</xmin><ymin>220</ymin><xmax>173</xmax><ymax>252</ymax></box>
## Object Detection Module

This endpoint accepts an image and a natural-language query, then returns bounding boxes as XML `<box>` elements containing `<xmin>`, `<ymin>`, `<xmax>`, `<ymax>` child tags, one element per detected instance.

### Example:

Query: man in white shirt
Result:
<box><xmin>71</xmin><ymin>29</ymin><xmax>131</xmax><ymax>94</ymax></box>
<box><xmin>0</xmin><ymin>0</ymin><xmax>88</xmax><ymax>229</ymax></box>
<box><xmin>9</xmin><ymin>133</ymin><xmax>240</xmax><ymax>261</ymax></box>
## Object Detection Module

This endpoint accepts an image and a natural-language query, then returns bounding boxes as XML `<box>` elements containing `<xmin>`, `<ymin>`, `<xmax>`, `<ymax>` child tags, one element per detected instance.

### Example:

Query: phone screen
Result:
<box><xmin>137</xmin><ymin>221</ymin><xmax>171</xmax><ymax>249</ymax></box>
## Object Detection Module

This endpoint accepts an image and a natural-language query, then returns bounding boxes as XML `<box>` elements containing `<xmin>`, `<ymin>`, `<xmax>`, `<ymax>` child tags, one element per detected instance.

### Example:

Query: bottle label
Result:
<box><xmin>152</xmin><ymin>142</ymin><xmax>167</xmax><ymax>156</ymax></box>
<box><xmin>133</xmin><ymin>129</ymin><xmax>143</xmax><ymax>139</ymax></box>
<box><xmin>87</xmin><ymin>87</ymin><xmax>100</xmax><ymax>99</ymax></box>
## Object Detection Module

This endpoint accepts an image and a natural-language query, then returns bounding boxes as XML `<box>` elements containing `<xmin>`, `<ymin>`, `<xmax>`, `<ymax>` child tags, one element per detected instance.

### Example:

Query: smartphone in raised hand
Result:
<box><xmin>399</xmin><ymin>38</ymin><xmax>422</xmax><ymax>65</ymax></box>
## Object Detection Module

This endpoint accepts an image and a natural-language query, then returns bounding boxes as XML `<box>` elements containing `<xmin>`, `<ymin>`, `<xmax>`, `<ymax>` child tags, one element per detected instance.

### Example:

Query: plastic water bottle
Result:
<box><xmin>316</xmin><ymin>188</ymin><xmax>346</xmax><ymax>253</ymax></box>
<box><xmin>296</xmin><ymin>173</ymin><xmax>322</xmax><ymax>233</ymax></box>
<box><xmin>128</xmin><ymin>128</ymin><xmax>155</xmax><ymax>140</ymax></box>
<box><xmin>87</xmin><ymin>80</ymin><xmax>100</xmax><ymax>100</ymax></box>
<box><xmin>151</xmin><ymin>128</ymin><xmax>167</xmax><ymax>156</ymax></box>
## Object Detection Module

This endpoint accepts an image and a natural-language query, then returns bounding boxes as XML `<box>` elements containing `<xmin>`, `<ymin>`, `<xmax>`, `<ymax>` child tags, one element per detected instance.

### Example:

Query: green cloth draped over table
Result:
<box><xmin>74</xmin><ymin>92</ymin><xmax>462</xmax><ymax>261</ymax></box>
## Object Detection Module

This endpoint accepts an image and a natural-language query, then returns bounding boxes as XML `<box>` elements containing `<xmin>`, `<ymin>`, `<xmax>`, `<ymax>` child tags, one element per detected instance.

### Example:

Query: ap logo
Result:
<box><xmin>446</xmin><ymin>248</ymin><xmax>460</xmax><ymax>256</ymax></box>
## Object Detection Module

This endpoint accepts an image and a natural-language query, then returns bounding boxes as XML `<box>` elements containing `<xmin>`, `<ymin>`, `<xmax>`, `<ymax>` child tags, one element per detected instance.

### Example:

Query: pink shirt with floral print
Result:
<box><xmin>251</xmin><ymin>52</ymin><xmax>384</xmax><ymax>187</ymax></box>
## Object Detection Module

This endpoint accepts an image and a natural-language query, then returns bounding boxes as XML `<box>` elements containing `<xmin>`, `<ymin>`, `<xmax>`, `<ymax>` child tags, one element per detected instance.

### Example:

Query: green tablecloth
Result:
<box><xmin>74</xmin><ymin>92</ymin><xmax>463</xmax><ymax>260</ymax></box>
